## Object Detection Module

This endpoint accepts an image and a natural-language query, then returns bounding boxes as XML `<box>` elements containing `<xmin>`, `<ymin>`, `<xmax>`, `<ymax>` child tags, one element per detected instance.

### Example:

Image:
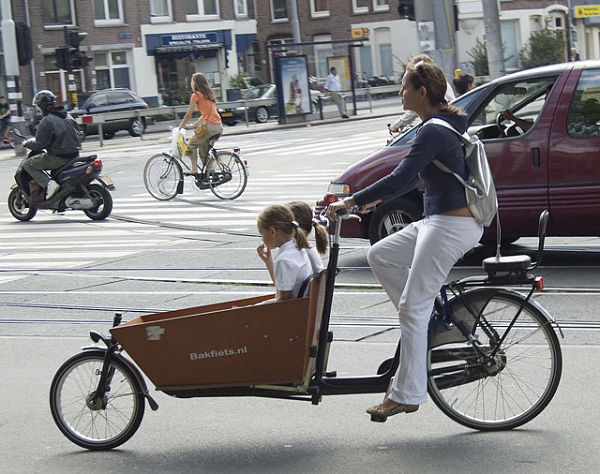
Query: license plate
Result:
<box><xmin>100</xmin><ymin>176</ymin><xmax>113</xmax><ymax>186</ymax></box>
<box><xmin>222</xmin><ymin>112</ymin><xmax>233</xmax><ymax>117</ymax></box>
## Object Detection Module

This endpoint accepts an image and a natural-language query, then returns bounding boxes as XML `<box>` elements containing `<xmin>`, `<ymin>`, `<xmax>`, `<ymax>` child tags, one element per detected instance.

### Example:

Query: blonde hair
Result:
<box><xmin>405</xmin><ymin>61</ymin><xmax>464</xmax><ymax>115</ymax></box>
<box><xmin>191</xmin><ymin>72</ymin><xmax>216</xmax><ymax>102</ymax></box>
<box><xmin>287</xmin><ymin>201</ymin><xmax>329</xmax><ymax>254</ymax></box>
<box><xmin>257</xmin><ymin>204</ymin><xmax>309</xmax><ymax>250</ymax></box>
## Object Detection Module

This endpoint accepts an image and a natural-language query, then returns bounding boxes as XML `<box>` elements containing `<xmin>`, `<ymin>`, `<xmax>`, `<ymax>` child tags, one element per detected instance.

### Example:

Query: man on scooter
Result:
<box><xmin>22</xmin><ymin>90</ymin><xmax>81</xmax><ymax>204</ymax></box>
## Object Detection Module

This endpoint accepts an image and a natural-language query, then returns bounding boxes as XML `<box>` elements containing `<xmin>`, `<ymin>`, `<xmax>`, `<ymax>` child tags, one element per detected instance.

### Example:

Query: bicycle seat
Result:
<box><xmin>208</xmin><ymin>134</ymin><xmax>221</xmax><ymax>148</ymax></box>
<box><xmin>483</xmin><ymin>254</ymin><xmax>531</xmax><ymax>274</ymax></box>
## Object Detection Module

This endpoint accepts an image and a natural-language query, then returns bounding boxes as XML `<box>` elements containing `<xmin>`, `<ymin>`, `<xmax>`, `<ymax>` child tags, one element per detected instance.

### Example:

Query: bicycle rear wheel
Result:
<box><xmin>49</xmin><ymin>350</ymin><xmax>145</xmax><ymax>450</ymax></box>
<box><xmin>143</xmin><ymin>153</ymin><xmax>182</xmax><ymax>201</ymax></box>
<box><xmin>207</xmin><ymin>151</ymin><xmax>247</xmax><ymax>200</ymax></box>
<box><xmin>427</xmin><ymin>288</ymin><xmax>562</xmax><ymax>430</ymax></box>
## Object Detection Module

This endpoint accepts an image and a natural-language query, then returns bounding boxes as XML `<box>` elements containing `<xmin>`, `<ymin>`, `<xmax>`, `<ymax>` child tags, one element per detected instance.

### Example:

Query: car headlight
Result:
<box><xmin>327</xmin><ymin>183</ymin><xmax>350</xmax><ymax>195</ymax></box>
<box><xmin>235</xmin><ymin>106</ymin><xmax>248</xmax><ymax>111</ymax></box>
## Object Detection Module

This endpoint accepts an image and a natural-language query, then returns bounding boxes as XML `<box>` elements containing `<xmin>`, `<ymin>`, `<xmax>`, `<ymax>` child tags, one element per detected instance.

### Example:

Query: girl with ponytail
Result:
<box><xmin>256</xmin><ymin>204</ymin><xmax>312</xmax><ymax>301</ymax></box>
<box><xmin>287</xmin><ymin>201</ymin><xmax>329</xmax><ymax>273</ymax></box>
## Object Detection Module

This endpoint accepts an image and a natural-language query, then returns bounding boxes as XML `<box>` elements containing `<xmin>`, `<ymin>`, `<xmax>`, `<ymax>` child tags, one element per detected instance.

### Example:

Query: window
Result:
<box><xmin>94</xmin><ymin>0</ymin><xmax>124</xmax><ymax>24</ymax></box>
<box><xmin>568</xmin><ymin>69</ymin><xmax>600</xmax><ymax>137</ymax></box>
<box><xmin>185</xmin><ymin>0</ymin><xmax>218</xmax><ymax>17</ymax></box>
<box><xmin>150</xmin><ymin>0</ymin><xmax>171</xmax><ymax>18</ymax></box>
<box><xmin>359</xmin><ymin>45</ymin><xmax>373</xmax><ymax>78</ymax></box>
<box><xmin>372</xmin><ymin>0</ymin><xmax>389</xmax><ymax>12</ymax></box>
<box><xmin>270</xmin><ymin>0</ymin><xmax>288</xmax><ymax>21</ymax></box>
<box><xmin>235</xmin><ymin>0</ymin><xmax>247</xmax><ymax>17</ymax></box>
<box><xmin>500</xmin><ymin>20</ymin><xmax>519</xmax><ymax>70</ymax></box>
<box><xmin>310</xmin><ymin>0</ymin><xmax>329</xmax><ymax>17</ymax></box>
<box><xmin>43</xmin><ymin>0</ymin><xmax>74</xmax><ymax>26</ymax></box>
<box><xmin>94</xmin><ymin>51</ymin><xmax>131</xmax><ymax>89</ymax></box>
<box><xmin>352</xmin><ymin>0</ymin><xmax>368</xmax><ymax>14</ymax></box>
<box><xmin>375</xmin><ymin>28</ymin><xmax>392</xmax><ymax>77</ymax></box>
<box><xmin>313</xmin><ymin>34</ymin><xmax>332</xmax><ymax>80</ymax></box>
<box><xmin>469</xmin><ymin>78</ymin><xmax>555</xmax><ymax>139</ymax></box>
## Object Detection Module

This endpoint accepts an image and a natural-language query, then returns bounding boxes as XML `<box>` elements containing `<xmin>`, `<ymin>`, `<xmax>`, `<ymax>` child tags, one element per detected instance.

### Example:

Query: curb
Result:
<box><xmin>0</xmin><ymin>108</ymin><xmax>399</xmax><ymax>160</ymax></box>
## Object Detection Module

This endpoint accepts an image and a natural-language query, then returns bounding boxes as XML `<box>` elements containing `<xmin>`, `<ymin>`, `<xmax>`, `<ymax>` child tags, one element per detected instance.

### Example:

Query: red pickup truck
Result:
<box><xmin>316</xmin><ymin>61</ymin><xmax>600</xmax><ymax>245</ymax></box>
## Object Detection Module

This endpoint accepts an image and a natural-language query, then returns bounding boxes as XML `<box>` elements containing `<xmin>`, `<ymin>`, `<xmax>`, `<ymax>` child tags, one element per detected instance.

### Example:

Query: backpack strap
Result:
<box><xmin>426</xmin><ymin>118</ymin><xmax>470</xmax><ymax>184</ymax></box>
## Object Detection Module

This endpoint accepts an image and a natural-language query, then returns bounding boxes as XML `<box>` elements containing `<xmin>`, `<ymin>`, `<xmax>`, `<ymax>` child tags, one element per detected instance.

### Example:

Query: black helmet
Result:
<box><xmin>33</xmin><ymin>90</ymin><xmax>56</xmax><ymax>115</ymax></box>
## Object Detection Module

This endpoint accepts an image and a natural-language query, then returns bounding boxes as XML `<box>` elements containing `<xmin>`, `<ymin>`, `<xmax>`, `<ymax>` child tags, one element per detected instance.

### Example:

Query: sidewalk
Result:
<box><xmin>0</xmin><ymin>97</ymin><xmax>402</xmax><ymax>160</ymax></box>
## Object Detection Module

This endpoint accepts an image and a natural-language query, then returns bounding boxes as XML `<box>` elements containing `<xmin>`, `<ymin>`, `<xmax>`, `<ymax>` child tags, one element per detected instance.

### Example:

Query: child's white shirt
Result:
<box><xmin>274</xmin><ymin>240</ymin><xmax>312</xmax><ymax>297</ymax></box>
<box><xmin>306</xmin><ymin>245</ymin><xmax>324</xmax><ymax>274</ymax></box>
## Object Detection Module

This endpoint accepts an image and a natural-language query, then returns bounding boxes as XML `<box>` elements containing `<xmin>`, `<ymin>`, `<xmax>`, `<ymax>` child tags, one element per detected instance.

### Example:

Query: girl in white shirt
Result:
<box><xmin>256</xmin><ymin>204</ymin><xmax>312</xmax><ymax>301</ymax></box>
<box><xmin>287</xmin><ymin>201</ymin><xmax>329</xmax><ymax>274</ymax></box>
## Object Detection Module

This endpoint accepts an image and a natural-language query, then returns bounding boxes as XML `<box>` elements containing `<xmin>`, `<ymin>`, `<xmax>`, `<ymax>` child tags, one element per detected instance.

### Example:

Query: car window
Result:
<box><xmin>468</xmin><ymin>77</ymin><xmax>556</xmax><ymax>139</ymax></box>
<box><xmin>568</xmin><ymin>68</ymin><xmax>600</xmax><ymax>137</ymax></box>
<box><xmin>88</xmin><ymin>93</ymin><xmax>108</xmax><ymax>108</ymax></box>
<box><xmin>111</xmin><ymin>91</ymin><xmax>134</xmax><ymax>105</ymax></box>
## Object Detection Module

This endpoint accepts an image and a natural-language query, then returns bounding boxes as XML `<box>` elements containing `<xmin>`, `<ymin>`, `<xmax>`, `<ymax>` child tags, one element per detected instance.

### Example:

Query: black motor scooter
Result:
<box><xmin>8</xmin><ymin>129</ymin><xmax>116</xmax><ymax>222</ymax></box>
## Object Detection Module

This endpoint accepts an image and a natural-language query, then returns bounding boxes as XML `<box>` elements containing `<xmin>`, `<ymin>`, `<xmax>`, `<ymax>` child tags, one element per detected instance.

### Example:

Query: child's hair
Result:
<box><xmin>287</xmin><ymin>201</ymin><xmax>329</xmax><ymax>254</ymax></box>
<box><xmin>191</xmin><ymin>72</ymin><xmax>216</xmax><ymax>103</ymax></box>
<box><xmin>257</xmin><ymin>204</ymin><xmax>309</xmax><ymax>250</ymax></box>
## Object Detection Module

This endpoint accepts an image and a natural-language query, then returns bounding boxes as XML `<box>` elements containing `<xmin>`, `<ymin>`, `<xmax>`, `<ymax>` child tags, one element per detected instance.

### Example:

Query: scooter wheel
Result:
<box><xmin>83</xmin><ymin>183</ymin><xmax>113</xmax><ymax>220</ymax></box>
<box><xmin>8</xmin><ymin>188</ymin><xmax>37</xmax><ymax>221</ymax></box>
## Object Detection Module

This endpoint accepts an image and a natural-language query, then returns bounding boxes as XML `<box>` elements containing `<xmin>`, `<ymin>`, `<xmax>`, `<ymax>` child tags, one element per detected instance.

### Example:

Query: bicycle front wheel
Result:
<box><xmin>143</xmin><ymin>153</ymin><xmax>182</xmax><ymax>201</ymax></box>
<box><xmin>207</xmin><ymin>151</ymin><xmax>248</xmax><ymax>200</ymax></box>
<box><xmin>427</xmin><ymin>288</ymin><xmax>562</xmax><ymax>430</ymax></box>
<box><xmin>49</xmin><ymin>350</ymin><xmax>145</xmax><ymax>450</ymax></box>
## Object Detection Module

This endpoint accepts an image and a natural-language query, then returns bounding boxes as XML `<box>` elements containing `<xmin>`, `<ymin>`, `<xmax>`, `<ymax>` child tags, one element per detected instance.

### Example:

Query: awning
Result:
<box><xmin>155</xmin><ymin>43</ymin><xmax>223</xmax><ymax>54</ymax></box>
<box><xmin>235</xmin><ymin>34</ymin><xmax>256</xmax><ymax>52</ymax></box>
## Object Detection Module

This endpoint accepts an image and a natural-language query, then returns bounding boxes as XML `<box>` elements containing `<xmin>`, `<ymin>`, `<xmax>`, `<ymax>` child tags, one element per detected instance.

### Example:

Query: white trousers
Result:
<box><xmin>367</xmin><ymin>215</ymin><xmax>483</xmax><ymax>405</ymax></box>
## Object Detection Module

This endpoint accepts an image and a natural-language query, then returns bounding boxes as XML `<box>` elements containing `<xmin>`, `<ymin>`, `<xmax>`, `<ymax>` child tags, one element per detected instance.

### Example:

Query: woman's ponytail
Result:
<box><xmin>293</xmin><ymin>226</ymin><xmax>310</xmax><ymax>250</ymax></box>
<box><xmin>312</xmin><ymin>221</ymin><xmax>329</xmax><ymax>254</ymax></box>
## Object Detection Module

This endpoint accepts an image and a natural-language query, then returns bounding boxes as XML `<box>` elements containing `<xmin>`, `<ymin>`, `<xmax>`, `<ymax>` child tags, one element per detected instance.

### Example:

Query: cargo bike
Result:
<box><xmin>49</xmin><ymin>205</ymin><xmax>562</xmax><ymax>450</ymax></box>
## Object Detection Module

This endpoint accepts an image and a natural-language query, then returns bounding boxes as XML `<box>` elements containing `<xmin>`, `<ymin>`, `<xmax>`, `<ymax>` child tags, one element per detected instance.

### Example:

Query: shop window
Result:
<box><xmin>270</xmin><ymin>0</ymin><xmax>288</xmax><ymax>21</ymax></box>
<box><xmin>375</xmin><ymin>28</ymin><xmax>392</xmax><ymax>77</ymax></box>
<box><xmin>94</xmin><ymin>51</ymin><xmax>130</xmax><ymax>90</ymax></box>
<box><xmin>310</xmin><ymin>0</ymin><xmax>329</xmax><ymax>18</ymax></box>
<box><xmin>94</xmin><ymin>0</ymin><xmax>124</xmax><ymax>24</ymax></box>
<box><xmin>235</xmin><ymin>0</ymin><xmax>248</xmax><ymax>17</ymax></box>
<box><xmin>352</xmin><ymin>0</ymin><xmax>369</xmax><ymax>14</ymax></box>
<box><xmin>150</xmin><ymin>0</ymin><xmax>172</xmax><ymax>20</ymax></box>
<box><xmin>43</xmin><ymin>0</ymin><xmax>74</xmax><ymax>26</ymax></box>
<box><xmin>185</xmin><ymin>0</ymin><xmax>219</xmax><ymax>17</ymax></box>
<box><xmin>501</xmin><ymin>20</ymin><xmax>519</xmax><ymax>70</ymax></box>
<box><xmin>372</xmin><ymin>0</ymin><xmax>389</xmax><ymax>13</ymax></box>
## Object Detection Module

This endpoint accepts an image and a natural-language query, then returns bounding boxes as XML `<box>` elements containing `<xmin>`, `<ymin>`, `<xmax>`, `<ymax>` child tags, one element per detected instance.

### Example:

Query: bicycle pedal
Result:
<box><xmin>370</xmin><ymin>414</ymin><xmax>388</xmax><ymax>423</ymax></box>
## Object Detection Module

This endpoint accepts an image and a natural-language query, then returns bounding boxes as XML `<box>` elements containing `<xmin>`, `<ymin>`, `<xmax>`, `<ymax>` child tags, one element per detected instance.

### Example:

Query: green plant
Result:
<box><xmin>229</xmin><ymin>71</ymin><xmax>251</xmax><ymax>89</ymax></box>
<box><xmin>519</xmin><ymin>27</ymin><xmax>565</xmax><ymax>69</ymax></box>
<box><xmin>468</xmin><ymin>38</ymin><xmax>489</xmax><ymax>76</ymax></box>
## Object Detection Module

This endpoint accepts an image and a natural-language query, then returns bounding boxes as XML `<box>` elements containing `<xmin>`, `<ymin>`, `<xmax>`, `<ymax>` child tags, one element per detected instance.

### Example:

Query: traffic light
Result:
<box><xmin>398</xmin><ymin>0</ymin><xmax>415</xmax><ymax>21</ymax></box>
<box><xmin>55</xmin><ymin>27</ymin><xmax>92</xmax><ymax>70</ymax></box>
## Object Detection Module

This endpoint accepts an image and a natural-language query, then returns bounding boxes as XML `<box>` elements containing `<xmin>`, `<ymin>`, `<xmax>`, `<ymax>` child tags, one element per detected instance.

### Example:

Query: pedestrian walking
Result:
<box><xmin>325</xmin><ymin>67</ymin><xmax>349</xmax><ymax>119</ymax></box>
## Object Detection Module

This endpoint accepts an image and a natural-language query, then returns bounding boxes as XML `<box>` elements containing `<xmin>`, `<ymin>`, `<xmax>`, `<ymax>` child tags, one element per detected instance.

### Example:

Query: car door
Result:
<box><xmin>466</xmin><ymin>74</ymin><xmax>562</xmax><ymax>237</ymax></box>
<box><xmin>548</xmin><ymin>67</ymin><xmax>600</xmax><ymax>235</ymax></box>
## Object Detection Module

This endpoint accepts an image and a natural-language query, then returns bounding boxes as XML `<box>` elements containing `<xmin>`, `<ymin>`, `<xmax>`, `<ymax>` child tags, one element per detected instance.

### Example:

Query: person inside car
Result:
<box><xmin>22</xmin><ymin>90</ymin><xmax>81</xmax><ymax>204</ymax></box>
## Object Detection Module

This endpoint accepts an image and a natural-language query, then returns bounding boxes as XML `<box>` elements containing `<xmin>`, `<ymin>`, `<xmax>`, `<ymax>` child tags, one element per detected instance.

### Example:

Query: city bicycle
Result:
<box><xmin>49</xmin><ymin>204</ymin><xmax>561</xmax><ymax>450</ymax></box>
<box><xmin>143</xmin><ymin>127</ymin><xmax>248</xmax><ymax>201</ymax></box>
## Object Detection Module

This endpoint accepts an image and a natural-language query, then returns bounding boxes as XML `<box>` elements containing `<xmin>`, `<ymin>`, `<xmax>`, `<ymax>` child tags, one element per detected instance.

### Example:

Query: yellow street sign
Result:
<box><xmin>575</xmin><ymin>5</ymin><xmax>600</xmax><ymax>18</ymax></box>
<box><xmin>351</xmin><ymin>27</ymin><xmax>369</xmax><ymax>40</ymax></box>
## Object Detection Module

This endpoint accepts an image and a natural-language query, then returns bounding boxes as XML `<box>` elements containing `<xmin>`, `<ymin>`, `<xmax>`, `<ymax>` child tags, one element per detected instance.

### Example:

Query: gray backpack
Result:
<box><xmin>427</xmin><ymin>118</ymin><xmax>498</xmax><ymax>227</ymax></box>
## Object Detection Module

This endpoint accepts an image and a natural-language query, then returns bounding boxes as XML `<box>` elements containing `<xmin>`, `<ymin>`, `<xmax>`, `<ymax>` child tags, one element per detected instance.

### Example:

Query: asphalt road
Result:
<box><xmin>1</xmin><ymin>119</ymin><xmax>600</xmax><ymax>472</ymax></box>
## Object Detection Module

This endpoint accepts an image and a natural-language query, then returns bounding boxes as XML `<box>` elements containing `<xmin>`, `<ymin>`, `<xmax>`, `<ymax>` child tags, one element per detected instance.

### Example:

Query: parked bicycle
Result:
<box><xmin>49</xmin><ymin>204</ymin><xmax>561</xmax><ymax>450</ymax></box>
<box><xmin>143</xmin><ymin>127</ymin><xmax>248</xmax><ymax>200</ymax></box>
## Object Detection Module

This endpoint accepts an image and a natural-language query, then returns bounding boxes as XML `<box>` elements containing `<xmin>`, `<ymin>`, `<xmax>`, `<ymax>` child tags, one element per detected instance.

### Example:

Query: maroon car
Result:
<box><xmin>316</xmin><ymin>61</ymin><xmax>600</xmax><ymax>244</ymax></box>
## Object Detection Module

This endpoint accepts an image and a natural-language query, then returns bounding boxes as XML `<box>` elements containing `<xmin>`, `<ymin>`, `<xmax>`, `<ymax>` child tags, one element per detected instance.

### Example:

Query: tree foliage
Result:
<box><xmin>519</xmin><ymin>27</ymin><xmax>565</xmax><ymax>69</ymax></box>
<box><xmin>468</xmin><ymin>38</ymin><xmax>489</xmax><ymax>76</ymax></box>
